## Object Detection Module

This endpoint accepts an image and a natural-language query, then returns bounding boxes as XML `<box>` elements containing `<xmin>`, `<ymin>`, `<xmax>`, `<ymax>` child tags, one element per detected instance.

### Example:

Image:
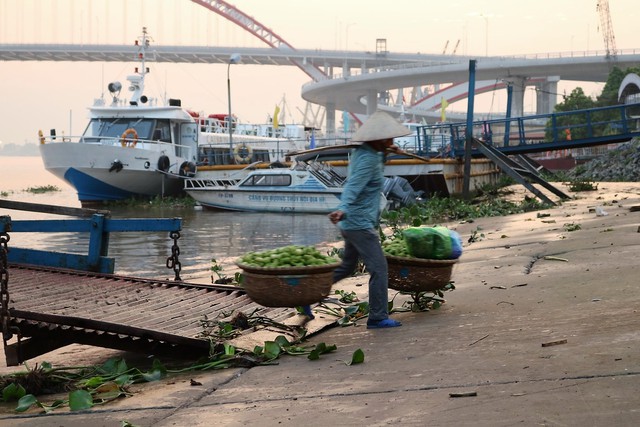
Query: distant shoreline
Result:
<box><xmin>0</xmin><ymin>144</ymin><xmax>39</xmax><ymax>156</ymax></box>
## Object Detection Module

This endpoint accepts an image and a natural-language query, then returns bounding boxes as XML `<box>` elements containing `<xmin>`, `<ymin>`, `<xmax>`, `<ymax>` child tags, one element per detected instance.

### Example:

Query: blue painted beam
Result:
<box><xmin>1</xmin><ymin>214</ymin><xmax>182</xmax><ymax>274</ymax></box>
<box><xmin>8</xmin><ymin>248</ymin><xmax>115</xmax><ymax>274</ymax></box>
<box><xmin>7</xmin><ymin>217</ymin><xmax>182</xmax><ymax>233</ymax></box>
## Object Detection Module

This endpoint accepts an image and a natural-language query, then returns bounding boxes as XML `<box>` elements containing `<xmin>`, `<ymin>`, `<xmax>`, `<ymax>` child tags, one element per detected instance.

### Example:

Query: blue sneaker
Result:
<box><xmin>301</xmin><ymin>305</ymin><xmax>315</xmax><ymax>319</ymax></box>
<box><xmin>367</xmin><ymin>318</ymin><xmax>402</xmax><ymax>329</ymax></box>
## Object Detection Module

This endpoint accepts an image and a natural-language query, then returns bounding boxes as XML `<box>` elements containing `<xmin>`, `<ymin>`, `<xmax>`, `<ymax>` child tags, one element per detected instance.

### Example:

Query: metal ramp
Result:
<box><xmin>3</xmin><ymin>264</ymin><xmax>301</xmax><ymax>366</ymax></box>
<box><xmin>1</xmin><ymin>200</ymin><xmax>328</xmax><ymax>366</ymax></box>
<box><xmin>471</xmin><ymin>137</ymin><xmax>571</xmax><ymax>205</ymax></box>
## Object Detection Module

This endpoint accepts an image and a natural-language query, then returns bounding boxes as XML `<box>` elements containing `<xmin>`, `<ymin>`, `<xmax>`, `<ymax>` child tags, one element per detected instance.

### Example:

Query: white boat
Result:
<box><xmin>184</xmin><ymin>156</ymin><xmax>424</xmax><ymax>214</ymax></box>
<box><xmin>184</xmin><ymin>160</ymin><xmax>348</xmax><ymax>213</ymax></box>
<box><xmin>38</xmin><ymin>28</ymin><xmax>309</xmax><ymax>206</ymax></box>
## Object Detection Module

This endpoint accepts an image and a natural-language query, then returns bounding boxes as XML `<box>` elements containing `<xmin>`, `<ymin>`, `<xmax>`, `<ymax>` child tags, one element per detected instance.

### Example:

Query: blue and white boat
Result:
<box><xmin>38</xmin><ymin>28</ymin><xmax>201</xmax><ymax>206</ymax></box>
<box><xmin>183</xmin><ymin>156</ymin><xmax>424</xmax><ymax>214</ymax></box>
<box><xmin>183</xmin><ymin>161</ymin><xmax>350</xmax><ymax>213</ymax></box>
<box><xmin>38</xmin><ymin>28</ymin><xmax>308</xmax><ymax>206</ymax></box>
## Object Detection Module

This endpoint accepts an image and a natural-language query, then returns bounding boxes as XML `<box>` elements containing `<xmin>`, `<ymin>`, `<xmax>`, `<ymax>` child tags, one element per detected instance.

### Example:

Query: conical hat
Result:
<box><xmin>351</xmin><ymin>111</ymin><xmax>412</xmax><ymax>142</ymax></box>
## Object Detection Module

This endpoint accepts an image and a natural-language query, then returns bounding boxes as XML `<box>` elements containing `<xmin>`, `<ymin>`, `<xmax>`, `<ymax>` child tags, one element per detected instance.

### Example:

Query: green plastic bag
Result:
<box><xmin>401</xmin><ymin>226</ymin><xmax>453</xmax><ymax>260</ymax></box>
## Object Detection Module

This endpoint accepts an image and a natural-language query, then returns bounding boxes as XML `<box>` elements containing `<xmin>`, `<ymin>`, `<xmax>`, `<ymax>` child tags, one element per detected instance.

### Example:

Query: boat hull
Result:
<box><xmin>186</xmin><ymin>188</ymin><xmax>343</xmax><ymax>213</ymax></box>
<box><xmin>330</xmin><ymin>158</ymin><xmax>500</xmax><ymax>196</ymax></box>
<box><xmin>39</xmin><ymin>142</ymin><xmax>187</xmax><ymax>203</ymax></box>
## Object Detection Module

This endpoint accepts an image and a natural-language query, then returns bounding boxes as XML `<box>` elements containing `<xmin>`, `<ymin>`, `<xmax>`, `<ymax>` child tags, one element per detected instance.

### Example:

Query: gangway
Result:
<box><xmin>415</xmin><ymin>102</ymin><xmax>640</xmax><ymax>158</ymax></box>
<box><xmin>409</xmin><ymin>102</ymin><xmax>640</xmax><ymax>204</ymax></box>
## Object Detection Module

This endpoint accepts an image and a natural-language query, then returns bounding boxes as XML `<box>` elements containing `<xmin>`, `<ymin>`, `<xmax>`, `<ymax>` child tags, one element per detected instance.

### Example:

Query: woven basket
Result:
<box><xmin>386</xmin><ymin>255</ymin><xmax>458</xmax><ymax>293</ymax></box>
<box><xmin>236</xmin><ymin>262</ymin><xmax>340</xmax><ymax>307</ymax></box>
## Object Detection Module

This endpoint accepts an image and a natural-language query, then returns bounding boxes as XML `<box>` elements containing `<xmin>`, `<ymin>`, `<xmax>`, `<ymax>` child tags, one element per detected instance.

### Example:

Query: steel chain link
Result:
<box><xmin>1</xmin><ymin>230</ymin><xmax>12</xmax><ymax>342</ymax></box>
<box><xmin>166</xmin><ymin>230</ymin><xmax>182</xmax><ymax>281</ymax></box>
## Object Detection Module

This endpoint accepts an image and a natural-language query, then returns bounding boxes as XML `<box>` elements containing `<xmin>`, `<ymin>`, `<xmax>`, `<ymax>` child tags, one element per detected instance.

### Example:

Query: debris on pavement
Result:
<box><xmin>541</xmin><ymin>339</ymin><xmax>568</xmax><ymax>347</ymax></box>
<box><xmin>543</xmin><ymin>256</ymin><xmax>568</xmax><ymax>262</ymax></box>
<box><xmin>449</xmin><ymin>391</ymin><xmax>478</xmax><ymax>398</ymax></box>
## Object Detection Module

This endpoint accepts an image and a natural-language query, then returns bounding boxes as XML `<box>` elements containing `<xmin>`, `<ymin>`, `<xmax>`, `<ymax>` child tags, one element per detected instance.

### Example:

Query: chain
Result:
<box><xmin>165</xmin><ymin>230</ymin><xmax>182</xmax><ymax>281</ymax></box>
<box><xmin>1</xmin><ymin>230</ymin><xmax>12</xmax><ymax>342</ymax></box>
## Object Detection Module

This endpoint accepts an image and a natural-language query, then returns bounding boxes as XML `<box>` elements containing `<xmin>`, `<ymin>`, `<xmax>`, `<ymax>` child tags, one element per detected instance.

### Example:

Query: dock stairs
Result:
<box><xmin>472</xmin><ymin>137</ymin><xmax>571</xmax><ymax>206</ymax></box>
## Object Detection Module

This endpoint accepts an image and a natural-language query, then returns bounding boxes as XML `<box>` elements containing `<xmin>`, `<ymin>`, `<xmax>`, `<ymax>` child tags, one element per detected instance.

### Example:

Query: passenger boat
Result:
<box><xmin>194</xmin><ymin>120</ymin><xmax>309</xmax><ymax>181</ymax></box>
<box><xmin>183</xmin><ymin>159</ymin><xmax>412</xmax><ymax>214</ymax></box>
<box><xmin>38</xmin><ymin>28</ymin><xmax>308</xmax><ymax>206</ymax></box>
<box><xmin>293</xmin><ymin>143</ymin><xmax>499</xmax><ymax>198</ymax></box>
<box><xmin>184</xmin><ymin>160</ymin><xmax>346</xmax><ymax>213</ymax></box>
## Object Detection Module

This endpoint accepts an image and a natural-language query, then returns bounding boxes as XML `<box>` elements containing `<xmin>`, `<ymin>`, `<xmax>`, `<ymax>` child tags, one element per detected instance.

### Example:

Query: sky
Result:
<box><xmin>0</xmin><ymin>0</ymin><xmax>638</xmax><ymax>145</ymax></box>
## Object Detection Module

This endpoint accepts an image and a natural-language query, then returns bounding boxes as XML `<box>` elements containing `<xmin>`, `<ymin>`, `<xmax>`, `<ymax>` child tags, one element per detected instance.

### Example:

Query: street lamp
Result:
<box><xmin>345</xmin><ymin>22</ymin><xmax>356</xmax><ymax>51</ymax></box>
<box><xmin>480</xmin><ymin>14</ymin><xmax>490</xmax><ymax>56</ymax></box>
<box><xmin>227</xmin><ymin>53</ymin><xmax>241</xmax><ymax>162</ymax></box>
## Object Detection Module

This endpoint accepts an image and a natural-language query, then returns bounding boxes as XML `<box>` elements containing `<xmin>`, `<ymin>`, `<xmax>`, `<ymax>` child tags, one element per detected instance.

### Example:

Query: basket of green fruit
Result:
<box><xmin>236</xmin><ymin>245</ymin><xmax>341</xmax><ymax>307</ymax></box>
<box><xmin>382</xmin><ymin>233</ymin><xmax>459</xmax><ymax>293</ymax></box>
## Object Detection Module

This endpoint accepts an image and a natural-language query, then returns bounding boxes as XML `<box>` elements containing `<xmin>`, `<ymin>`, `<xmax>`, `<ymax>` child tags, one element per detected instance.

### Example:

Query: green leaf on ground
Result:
<box><xmin>15</xmin><ymin>394</ymin><xmax>38</xmax><ymax>412</ymax></box>
<box><xmin>69</xmin><ymin>389</ymin><xmax>93</xmax><ymax>411</ymax></box>
<box><xmin>2</xmin><ymin>383</ymin><xmax>26</xmax><ymax>402</ymax></box>
<box><xmin>345</xmin><ymin>349</ymin><xmax>365</xmax><ymax>365</ymax></box>
<box><xmin>308</xmin><ymin>342</ymin><xmax>337</xmax><ymax>360</ymax></box>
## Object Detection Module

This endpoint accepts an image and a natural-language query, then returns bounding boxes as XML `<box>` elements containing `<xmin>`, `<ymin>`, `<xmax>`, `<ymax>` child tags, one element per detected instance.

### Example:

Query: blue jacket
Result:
<box><xmin>337</xmin><ymin>144</ymin><xmax>385</xmax><ymax>230</ymax></box>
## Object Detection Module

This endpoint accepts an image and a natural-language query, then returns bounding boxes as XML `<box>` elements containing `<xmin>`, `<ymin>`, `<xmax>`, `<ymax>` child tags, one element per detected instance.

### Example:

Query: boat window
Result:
<box><xmin>198</xmin><ymin>148</ymin><xmax>233</xmax><ymax>165</ymax></box>
<box><xmin>153</xmin><ymin>120</ymin><xmax>171</xmax><ymax>142</ymax></box>
<box><xmin>252</xmin><ymin>149</ymin><xmax>270</xmax><ymax>163</ymax></box>
<box><xmin>240</xmin><ymin>174</ymin><xmax>291</xmax><ymax>187</ymax></box>
<box><xmin>82</xmin><ymin>118</ymin><xmax>154</xmax><ymax>141</ymax></box>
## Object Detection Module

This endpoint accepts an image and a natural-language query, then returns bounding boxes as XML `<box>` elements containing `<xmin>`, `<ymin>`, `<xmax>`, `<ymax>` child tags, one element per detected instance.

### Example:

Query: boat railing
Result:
<box><xmin>413</xmin><ymin>102</ymin><xmax>640</xmax><ymax>157</ymax></box>
<box><xmin>198</xmin><ymin>116</ymin><xmax>308</xmax><ymax>140</ymax></box>
<box><xmin>184</xmin><ymin>178</ymin><xmax>241</xmax><ymax>190</ymax></box>
<box><xmin>40</xmin><ymin>134</ymin><xmax>196</xmax><ymax>159</ymax></box>
<box><xmin>305</xmin><ymin>161</ymin><xmax>346</xmax><ymax>188</ymax></box>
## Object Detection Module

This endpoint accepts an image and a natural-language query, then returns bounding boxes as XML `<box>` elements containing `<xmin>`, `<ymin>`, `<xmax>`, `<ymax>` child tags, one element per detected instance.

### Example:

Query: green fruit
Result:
<box><xmin>239</xmin><ymin>245</ymin><xmax>338</xmax><ymax>268</ymax></box>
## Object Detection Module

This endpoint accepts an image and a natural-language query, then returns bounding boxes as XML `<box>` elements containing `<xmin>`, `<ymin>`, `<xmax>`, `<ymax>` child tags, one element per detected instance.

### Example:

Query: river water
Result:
<box><xmin>0</xmin><ymin>156</ymin><xmax>343</xmax><ymax>284</ymax></box>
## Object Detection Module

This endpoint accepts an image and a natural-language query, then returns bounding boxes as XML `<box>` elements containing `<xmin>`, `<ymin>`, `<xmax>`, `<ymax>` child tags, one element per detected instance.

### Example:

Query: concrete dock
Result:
<box><xmin>1</xmin><ymin>182</ymin><xmax>639</xmax><ymax>426</ymax></box>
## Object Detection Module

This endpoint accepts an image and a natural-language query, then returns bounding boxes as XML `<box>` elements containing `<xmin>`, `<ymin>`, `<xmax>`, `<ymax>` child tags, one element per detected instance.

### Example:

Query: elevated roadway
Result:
<box><xmin>302</xmin><ymin>51</ymin><xmax>640</xmax><ymax>126</ymax></box>
<box><xmin>2</xmin><ymin>0</ymin><xmax>640</xmax><ymax>134</ymax></box>
<box><xmin>0</xmin><ymin>43</ymin><xmax>465</xmax><ymax>69</ymax></box>
<box><xmin>3</xmin><ymin>42</ymin><xmax>640</xmax><ymax>131</ymax></box>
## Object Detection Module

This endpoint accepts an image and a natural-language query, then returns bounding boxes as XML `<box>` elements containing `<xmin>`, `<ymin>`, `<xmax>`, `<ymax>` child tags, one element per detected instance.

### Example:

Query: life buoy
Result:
<box><xmin>38</xmin><ymin>129</ymin><xmax>45</xmax><ymax>144</ymax></box>
<box><xmin>120</xmin><ymin>128</ymin><xmax>138</xmax><ymax>147</ymax></box>
<box><xmin>233</xmin><ymin>144</ymin><xmax>253</xmax><ymax>164</ymax></box>
<box><xmin>157</xmin><ymin>155</ymin><xmax>170</xmax><ymax>172</ymax></box>
<box><xmin>179</xmin><ymin>161</ymin><xmax>197</xmax><ymax>177</ymax></box>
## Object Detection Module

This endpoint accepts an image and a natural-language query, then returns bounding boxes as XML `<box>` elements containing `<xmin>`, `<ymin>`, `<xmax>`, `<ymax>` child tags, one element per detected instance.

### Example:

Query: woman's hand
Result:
<box><xmin>386</xmin><ymin>144</ymin><xmax>404</xmax><ymax>154</ymax></box>
<box><xmin>328</xmin><ymin>210</ymin><xmax>344</xmax><ymax>224</ymax></box>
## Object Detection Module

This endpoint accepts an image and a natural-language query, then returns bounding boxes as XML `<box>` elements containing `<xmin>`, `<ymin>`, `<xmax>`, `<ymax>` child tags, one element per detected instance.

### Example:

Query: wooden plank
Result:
<box><xmin>0</xmin><ymin>199</ymin><xmax>109</xmax><ymax>218</ymax></box>
<box><xmin>9</xmin><ymin>309</ymin><xmax>210</xmax><ymax>349</ymax></box>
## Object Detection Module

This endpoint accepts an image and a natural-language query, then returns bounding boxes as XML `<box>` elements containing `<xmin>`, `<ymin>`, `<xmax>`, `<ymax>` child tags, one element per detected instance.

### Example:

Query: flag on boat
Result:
<box><xmin>343</xmin><ymin>110</ymin><xmax>350</xmax><ymax>134</ymax></box>
<box><xmin>310</xmin><ymin>129</ymin><xmax>316</xmax><ymax>149</ymax></box>
<box><xmin>273</xmin><ymin>105</ymin><xmax>281</xmax><ymax>129</ymax></box>
<box><xmin>440</xmin><ymin>97</ymin><xmax>449</xmax><ymax>122</ymax></box>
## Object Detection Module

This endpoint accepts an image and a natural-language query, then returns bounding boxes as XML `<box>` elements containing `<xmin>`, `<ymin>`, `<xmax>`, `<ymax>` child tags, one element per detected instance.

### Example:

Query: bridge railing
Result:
<box><xmin>413</xmin><ymin>102</ymin><xmax>640</xmax><ymax>157</ymax></box>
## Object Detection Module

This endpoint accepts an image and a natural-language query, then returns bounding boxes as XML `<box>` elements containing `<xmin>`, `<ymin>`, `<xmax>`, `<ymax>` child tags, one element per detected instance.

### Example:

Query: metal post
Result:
<box><xmin>462</xmin><ymin>60</ymin><xmax>477</xmax><ymax>199</ymax></box>
<box><xmin>227</xmin><ymin>53</ymin><xmax>241</xmax><ymax>163</ymax></box>
<box><xmin>504</xmin><ymin>83</ymin><xmax>513</xmax><ymax>146</ymax></box>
